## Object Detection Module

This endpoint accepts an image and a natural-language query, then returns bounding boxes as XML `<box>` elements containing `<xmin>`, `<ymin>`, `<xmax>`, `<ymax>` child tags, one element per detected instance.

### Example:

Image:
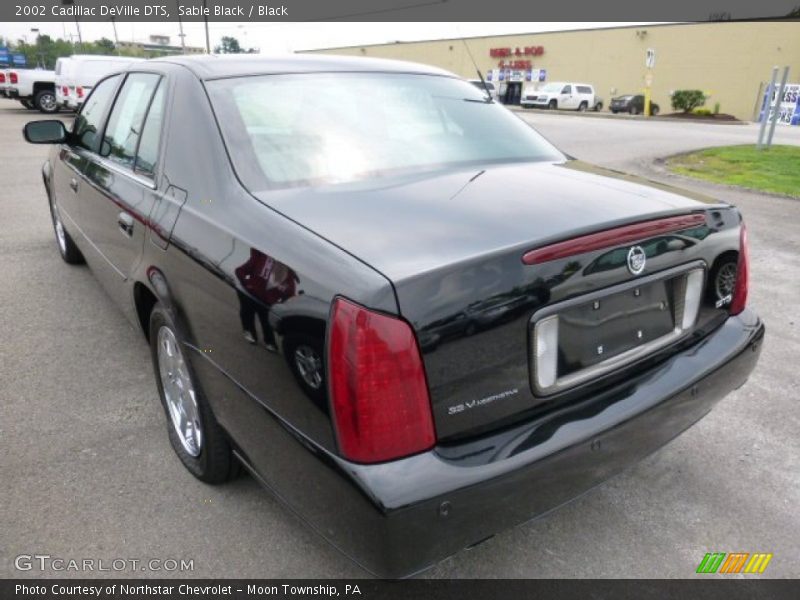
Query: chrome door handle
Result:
<box><xmin>117</xmin><ymin>212</ymin><xmax>134</xmax><ymax>237</ymax></box>
<box><xmin>69</xmin><ymin>178</ymin><xmax>78</xmax><ymax>192</ymax></box>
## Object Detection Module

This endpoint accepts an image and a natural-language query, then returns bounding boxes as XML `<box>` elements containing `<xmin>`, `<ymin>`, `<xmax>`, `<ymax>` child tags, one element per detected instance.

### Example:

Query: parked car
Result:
<box><xmin>56</xmin><ymin>55</ymin><xmax>145</xmax><ymax>111</ymax></box>
<box><xmin>467</xmin><ymin>78</ymin><xmax>498</xmax><ymax>101</ymax></box>
<box><xmin>610</xmin><ymin>94</ymin><xmax>660</xmax><ymax>115</ymax></box>
<box><xmin>23</xmin><ymin>55</ymin><xmax>763</xmax><ymax>578</ymax></box>
<box><xmin>521</xmin><ymin>82</ymin><xmax>599</xmax><ymax>111</ymax></box>
<box><xmin>6</xmin><ymin>68</ymin><xmax>57</xmax><ymax>112</ymax></box>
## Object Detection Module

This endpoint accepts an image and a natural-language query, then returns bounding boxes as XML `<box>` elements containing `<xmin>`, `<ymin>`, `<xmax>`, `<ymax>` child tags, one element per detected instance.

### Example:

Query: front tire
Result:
<box><xmin>578</xmin><ymin>101</ymin><xmax>588</xmax><ymax>112</ymax></box>
<box><xmin>35</xmin><ymin>89</ymin><xmax>59</xmax><ymax>114</ymax></box>
<box><xmin>48</xmin><ymin>195</ymin><xmax>84</xmax><ymax>264</ymax></box>
<box><xmin>548</xmin><ymin>99</ymin><xmax>557</xmax><ymax>110</ymax></box>
<box><xmin>150</xmin><ymin>305</ymin><xmax>238</xmax><ymax>484</ymax></box>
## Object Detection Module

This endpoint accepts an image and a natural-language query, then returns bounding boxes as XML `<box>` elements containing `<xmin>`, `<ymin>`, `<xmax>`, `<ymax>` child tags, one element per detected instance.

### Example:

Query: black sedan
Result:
<box><xmin>610</xmin><ymin>94</ymin><xmax>660</xmax><ymax>115</ymax></box>
<box><xmin>24</xmin><ymin>55</ymin><xmax>762</xmax><ymax>578</ymax></box>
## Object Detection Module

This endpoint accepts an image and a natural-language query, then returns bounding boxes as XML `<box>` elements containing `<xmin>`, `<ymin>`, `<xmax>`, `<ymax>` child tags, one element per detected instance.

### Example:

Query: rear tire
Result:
<box><xmin>48</xmin><ymin>195</ymin><xmax>84</xmax><ymax>264</ymax></box>
<box><xmin>149</xmin><ymin>305</ymin><xmax>239</xmax><ymax>484</ymax></box>
<box><xmin>594</xmin><ymin>102</ymin><xmax>603</xmax><ymax>112</ymax></box>
<box><xmin>651</xmin><ymin>105</ymin><xmax>660</xmax><ymax>116</ymax></box>
<box><xmin>35</xmin><ymin>89</ymin><xmax>58</xmax><ymax>114</ymax></box>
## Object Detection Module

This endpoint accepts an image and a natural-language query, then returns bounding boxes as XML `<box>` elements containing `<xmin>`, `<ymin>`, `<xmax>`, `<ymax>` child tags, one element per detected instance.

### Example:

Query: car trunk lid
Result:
<box><xmin>258</xmin><ymin>160</ymin><xmax>737</xmax><ymax>440</ymax></box>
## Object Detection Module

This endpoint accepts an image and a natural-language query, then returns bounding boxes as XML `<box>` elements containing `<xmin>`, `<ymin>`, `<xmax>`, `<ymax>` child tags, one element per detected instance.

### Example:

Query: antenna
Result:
<box><xmin>461</xmin><ymin>38</ymin><xmax>492</xmax><ymax>101</ymax></box>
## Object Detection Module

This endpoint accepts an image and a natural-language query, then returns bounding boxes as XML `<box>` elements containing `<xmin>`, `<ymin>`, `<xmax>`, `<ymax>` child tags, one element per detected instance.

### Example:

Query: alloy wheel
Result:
<box><xmin>157</xmin><ymin>326</ymin><xmax>203</xmax><ymax>457</ymax></box>
<box><xmin>294</xmin><ymin>345</ymin><xmax>323</xmax><ymax>390</ymax></box>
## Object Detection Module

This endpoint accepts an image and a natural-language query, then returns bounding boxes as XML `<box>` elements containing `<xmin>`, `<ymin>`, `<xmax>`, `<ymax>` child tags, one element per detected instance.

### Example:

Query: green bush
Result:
<box><xmin>671</xmin><ymin>90</ymin><xmax>707</xmax><ymax>113</ymax></box>
<box><xmin>713</xmin><ymin>102</ymin><xmax>721</xmax><ymax>115</ymax></box>
<box><xmin>693</xmin><ymin>108</ymin><xmax>712</xmax><ymax>116</ymax></box>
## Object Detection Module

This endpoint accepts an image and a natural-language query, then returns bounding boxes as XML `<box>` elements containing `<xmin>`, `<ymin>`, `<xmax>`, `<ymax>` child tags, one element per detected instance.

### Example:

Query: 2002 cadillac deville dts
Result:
<box><xmin>24</xmin><ymin>55</ymin><xmax>764</xmax><ymax>577</ymax></box>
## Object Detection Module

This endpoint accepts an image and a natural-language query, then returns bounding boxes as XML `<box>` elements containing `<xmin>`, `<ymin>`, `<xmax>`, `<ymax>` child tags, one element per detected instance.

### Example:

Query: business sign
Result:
<box><xmin>760</xmin><ymin>83</ymin><xmax>800</xmax><ymax>126</ymax></box>
<box><xmin>491</xmin><ymin>46</ymin><xmax>544</xmax><ymax>70</ymax></box>
<box><xmin>0</xmin><ymin>46</ymin><xmax>9</xmax><ymax>66</ymax></box>
<box><xmin>12</xmin><ymin>53</ymin><xmax>27</xmax><ymax>67</ymax></box>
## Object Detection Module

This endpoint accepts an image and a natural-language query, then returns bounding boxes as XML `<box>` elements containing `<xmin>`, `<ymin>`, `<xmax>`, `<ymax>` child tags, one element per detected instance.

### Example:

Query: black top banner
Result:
<box><xmin>3</xmin><ymin>0</ymin><xmax>800</xmax><ymax>22</ymax></box>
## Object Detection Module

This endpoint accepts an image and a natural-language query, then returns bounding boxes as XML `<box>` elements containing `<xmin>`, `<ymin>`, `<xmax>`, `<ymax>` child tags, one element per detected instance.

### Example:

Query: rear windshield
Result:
<box><xmin>207</xmin><ymin>72</ymin><xmax>564</xmax><ymax>190</ymax></box>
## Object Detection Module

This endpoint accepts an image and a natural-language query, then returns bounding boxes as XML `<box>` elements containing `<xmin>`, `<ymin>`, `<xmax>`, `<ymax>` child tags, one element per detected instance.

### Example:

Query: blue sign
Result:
<box><xmin>12</xmin><ymin>53</ymin><xmax>27</xmax><ymax>67</ymax></box>
<box><xmin>0</xmin><ymin>46</ymin><xmax>9</xmax><ymax>67</ymax></box>
<box><xmin>538</xmin><ymin>69</ymin><xmax>547</xmax><ymax>82</ymax></box>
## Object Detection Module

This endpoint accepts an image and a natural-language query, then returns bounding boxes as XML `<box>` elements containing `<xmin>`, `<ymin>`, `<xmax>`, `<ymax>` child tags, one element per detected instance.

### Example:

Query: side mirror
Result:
<box><xmin>23</xmin><ymin>120</ymin><xmax>68</xmax><ymax>144</ymax></box>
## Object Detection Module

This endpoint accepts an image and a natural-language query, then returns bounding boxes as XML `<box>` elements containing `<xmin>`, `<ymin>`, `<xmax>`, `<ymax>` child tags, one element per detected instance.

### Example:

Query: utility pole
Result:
<box><xmin>62</xmin><ymin>1</ymin><xmax>83</xmax><ymax>51</ymax></box>
<box><xmin>110</xmin><ymin>17</ymin><xmax>119</xmax><ymax>46</ymax></box>
<box><xmin>176</xmin><ymin>1</ymin><xmax>186</xmax><ymax>53</ymax></box>
<box><xmin>202</xmin><ymin>0</ymin><xmax>211</xmax><ymax>53</ymax></box>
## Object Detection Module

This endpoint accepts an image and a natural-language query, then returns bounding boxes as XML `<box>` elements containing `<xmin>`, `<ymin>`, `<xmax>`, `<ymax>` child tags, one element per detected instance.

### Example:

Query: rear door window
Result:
<box><xmin>101</xmin><ymin>73</ymin><xmax>161</xmax><ymax>169</ymax></box>
<box><xmin>576</xmin><ymin>86</ymin><xmax>592</xmax><ymax>94</ymax></box>
<box><xmin>73</xmin><ymin>75</ymin><xmax>121</xmax><ymax>152</ymax></box>
<box><xmin>134</xmin><ymin>81</ymin><xmax>166</xmax><ymax>177</ymax></box>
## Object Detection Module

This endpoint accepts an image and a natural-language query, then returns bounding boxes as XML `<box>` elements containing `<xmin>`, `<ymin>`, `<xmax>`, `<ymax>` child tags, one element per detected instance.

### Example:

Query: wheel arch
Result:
<box><xmin>32</xmin><ymin>81</ymin><xmax>55</xmax><ymax>95</ymax></box>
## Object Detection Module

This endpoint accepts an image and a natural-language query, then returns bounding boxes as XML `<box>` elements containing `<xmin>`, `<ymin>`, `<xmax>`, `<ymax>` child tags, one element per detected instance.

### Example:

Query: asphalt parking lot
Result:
<box><xmin>1</xmin><ymin>103</ymin><xmax>798</xmax><ymax>579</ymax></box>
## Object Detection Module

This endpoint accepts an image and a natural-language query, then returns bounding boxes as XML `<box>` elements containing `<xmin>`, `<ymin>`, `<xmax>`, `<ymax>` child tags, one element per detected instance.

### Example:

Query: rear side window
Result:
<box><xmin>134</xmin><ymin>81</ymin><xmax>166</xmax><ymax>176</ymax></box>
<box><xmin>101</xmin><ymin>73</ymin><xmax>161</xmax><ymax>169</ymax></box>
<box><xmin>576</xmin><ymin>85</ymin><xmax>592</xmax><ymax>94</ymax></box>
<box><xmin>73</xmin><ymin>75</ymin><xmax>120</xmax><ymax>152</ymax></box>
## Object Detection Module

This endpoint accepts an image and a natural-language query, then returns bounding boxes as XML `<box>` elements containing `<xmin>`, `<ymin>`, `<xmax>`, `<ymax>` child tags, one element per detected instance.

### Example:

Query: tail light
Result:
<box><xmin>328</xmin><ymin>297</ymin><xmax>435</xmax><ymax>463</ymax></box>
<box><xmin>62</xmin><ymin>86</ymin><xmax>69</xmax><ymax>96</ymax></box>
<box><xmin>76</xmin><ymin>86</ymin><xmax>84</xmax><ymax>98</ymax></box>
<box><xmin>10</xmin><ymin>72</ymin><xmax>18</xmax><ymax>84</ymax></box>
<box><xmin>0</xmin><ymin>73</ymin><xmax>5</xmax><ymax>83</ymax></box>
<box><xmin>729</xmin><ymin>223</ymin><xmax>749</xmax><ymax>315</ymax></box>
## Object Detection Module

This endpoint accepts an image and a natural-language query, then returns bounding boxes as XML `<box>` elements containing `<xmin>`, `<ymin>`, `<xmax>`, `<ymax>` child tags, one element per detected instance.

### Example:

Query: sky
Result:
<box><xmin>1</xmin><ymin>22</ymin><xmax>656</xmax><ymax>53</ymax></box>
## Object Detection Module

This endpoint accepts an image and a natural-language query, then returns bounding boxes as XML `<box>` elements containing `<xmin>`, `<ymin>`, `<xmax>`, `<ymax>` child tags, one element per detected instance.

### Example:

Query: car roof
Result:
<box><xmin>69</xmin><ymin>54</ymin><xmax>145</xmax><ymax>62</ymax></box>
<box><xmin>149</xmin><ymin>53</ymin><xmax>456</xmax><ymax>80</ymax></box>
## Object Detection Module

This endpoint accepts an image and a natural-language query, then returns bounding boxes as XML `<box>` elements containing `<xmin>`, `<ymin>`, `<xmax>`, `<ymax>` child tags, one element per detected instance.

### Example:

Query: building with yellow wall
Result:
<box><xmin>304</xmin><ymin>22</ymin><xmax>800</xmax><ymax>121</ymax></box>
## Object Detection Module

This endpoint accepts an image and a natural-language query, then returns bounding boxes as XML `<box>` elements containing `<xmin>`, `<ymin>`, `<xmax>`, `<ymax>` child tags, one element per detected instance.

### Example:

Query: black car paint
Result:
<box><xmin>610</xmin><ymin>94</ymin><xmax>660</xmax><ymax>114</ymax></box>
<box><xmin>32</xmin><ymin>55</ymin><xmax>763</xmax><ymax>577</ymax></box>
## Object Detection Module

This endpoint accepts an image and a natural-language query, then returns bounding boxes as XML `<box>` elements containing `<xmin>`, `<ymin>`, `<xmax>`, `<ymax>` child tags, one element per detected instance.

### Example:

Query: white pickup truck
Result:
<box><xmin>6</xmin><ymin>68</ymin><xmax>58</xmax><ymax>113</ymax></box>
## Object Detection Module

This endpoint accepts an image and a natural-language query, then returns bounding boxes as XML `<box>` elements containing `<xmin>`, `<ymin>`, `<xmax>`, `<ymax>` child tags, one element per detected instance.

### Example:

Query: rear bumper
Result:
<box><xmin>245</xmin><ymin>309</ymin><xmax>764</xmax><ymax>578</ymax></box>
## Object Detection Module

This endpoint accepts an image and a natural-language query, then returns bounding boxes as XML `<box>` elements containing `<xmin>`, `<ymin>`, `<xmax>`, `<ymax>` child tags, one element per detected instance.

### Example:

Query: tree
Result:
<box><xmin>214</xmin><ymin>35</ymin><xmax>257</xmax><ymax>54</ymax></box>
<box><xmin>95</xmin><ymin>37</ymin><xmax>116</xmax><ymax>53</ymax></box>
<box><xmin>215</xmin><ymin>36</ymin><xmax>243</xmax><ymax>54</ymax></box>
<box><xmin>671</xmin><ymin>90</ymin><xmax>707</xmax><ymax>113</ymax></box>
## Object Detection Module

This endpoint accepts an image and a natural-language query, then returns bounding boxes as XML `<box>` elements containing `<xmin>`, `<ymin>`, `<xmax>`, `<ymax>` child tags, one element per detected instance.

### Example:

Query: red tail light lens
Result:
<box><xmin>10</xmin><ymin>72</ymin><xmax>18</xmax><ymax>84</ymax></box>
<box><xmin>62</xmin><ymin>86</ymin><xmax>69</xmax><ymax>95</ymax></box>
<box><xmin>729</xmin><ymin>222</ymin><xmax>749</xmax><ymax>315</ymax></box>
<box><xmin>0</xmin><ymin>73</ymin><xmax>5</xmax><ymax>83</ymax></box>
<box><xmin>328</xmin><ymin>297</ymin><xmax>435</xmax><ymax>463</ymax></box>
<box><xmin>76</xmin><ymin>86</ymin><xmax>84</xmax><ymax>98</ymax></box>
